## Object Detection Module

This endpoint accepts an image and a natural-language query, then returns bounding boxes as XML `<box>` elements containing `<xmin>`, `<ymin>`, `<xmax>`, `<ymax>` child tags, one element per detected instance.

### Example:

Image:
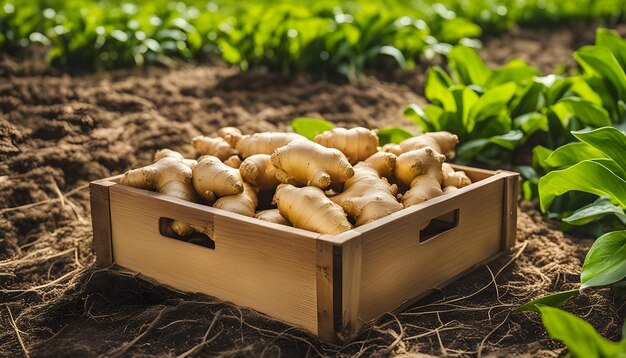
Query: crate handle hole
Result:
<box><xmin>419</xmin><ymin>209</ymin><xmax>459</xmax><ymax>243</ymax></box>
<box><xmin>159</xmin><ymin>217</ymin><xmax>215</xmax><ymax>250</ymax></box>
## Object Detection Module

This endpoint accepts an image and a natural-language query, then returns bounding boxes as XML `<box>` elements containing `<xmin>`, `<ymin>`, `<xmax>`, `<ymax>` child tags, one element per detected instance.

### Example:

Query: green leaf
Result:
<box><xmin>437</xmin><ymin>18</ymin><xmax>481</xmax><ymax>44</ymax></box>
<box><xmin>581</xmin><ymin>230</ymin><xmax>626</xmax><ymax>289</ymax></box>
<box><xmin>404</xmin><ymin>104</ymin><xmax>437</xmax><ymax>132</ymax></box>
<box><xmin>290</xmin><ymin>117</ymin><xmax>334</xmax><ymax>140</ymax></box>
<box><xmin>563</xmin><ymin>197</ymin><xmax>626</xmax><ymax>226</ymax></box>
<box><xmin>378</xmin><ymin>46</ymin><xmax>407</xmax><ymax>68</ymax></box>
<box><xmin>514</xmin><ymin>112</ymin><xmax>547</xmax><ymax>136</ymax></box>
<box><xmin>596</xmin><ymin>28</ymin><xmax>626</xmax><ymax>71</ymax></box>
<box><xmin>538</xmin><ymin>306</ymin><xmax>626</xmax><ymax>357</ymax></box>
<box><xmin>377</xmin><ymin>126</ymin><xmax>413</xmax><ymax>146</ymax></box>
<box><xmin>448</xmin><ymin>45</ymin><xmax>490</xmax><ymax>87</ymax></box>
<box><xmin>575</xmin><ymin>45</ymin><xmax>626</xmax><ymax>101</ymax></box>
<box><xmin>517</xmin><ymin>290</ymin><xmax>579</xmax><ymax>312</ymax></box>
<box><xmin>545</xmin><ymin>142</ymin><xmax>606</xmax><ymax>168</ymax></box>
<box><xmin>511</xmin><ymin>81</ymin><xmax>544</xmax><ymax>118</ymax></box>
<box><xmin>470</xmin><ymin>82</ymin><xmax>517</xmax><ymax>127</ymax></box>
<box><xmin>425</xmin><ymin>67</ymin><xmax>454</xmax><ymax>110</ymax></box>
<box><xmin>573</xmin><ymin>127</ymin><xmax>626</xmax><ymax>177</ymax></box>
<box><xmin>490</xmin><ymin>130</ymin><xmax>524</xmax><ymax>150</ymax></box>
<box><xmin>558</xmin><ymin>97</ymin><xmax>612</xmax><ymax>128</ymax></box>
<box><xmin>485</xmin><ymin>59</ymin><xmax>539</xmax><ymax>88</ymax></box>
<box><xmin>539</xmin><ymin>160</ymin><xmax>626</xmax><ymax>212</ymax></box>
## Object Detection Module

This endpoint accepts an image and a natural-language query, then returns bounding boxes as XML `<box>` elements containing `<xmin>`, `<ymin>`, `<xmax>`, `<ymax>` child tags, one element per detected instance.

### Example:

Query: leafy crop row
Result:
<box><xmin>1</xmin><ymin>0</ymin><xmax>625</xmax><ymax>77</ymax></box>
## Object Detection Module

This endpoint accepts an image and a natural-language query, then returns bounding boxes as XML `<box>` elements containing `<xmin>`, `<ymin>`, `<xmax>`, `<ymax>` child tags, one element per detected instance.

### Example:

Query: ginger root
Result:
<box><xmin>271</xmin><ymin>140</ymin><xmax>354</xmax><ymax>189</ymax></box>
<box><xmin>192</xmin><ymin>136</ymin><xmax>238</xmax><ymax>161</ymax></box>
<box><xmin>239</xmin><ymin>154</ymin><xmax>281</xmax><ymax>191</ymax></box>
<box><xmin>192</xmin><ymin>156</ymin><xmax>244</xmax><ymax>202</ymax></box>
<box><xmin>314</xmin><ymin>127</ymin><xmax>378</xmax><ymax>164</ymax></box>
<box><xmin>120</xmin><ymin>149</ymin><xmax>198</xmax><ymax>236</ymax></box>
<box><xmin>223</xmin><ymin>155</ymin><xmax>242</xmax><ymax>169</ymax></box>
<box><xmin>331</xmin><ymin>152</ymin><xmax>403</xmax><ymax>226</ymax></box>
<box><xmin>383</xmin><ymin>131</ymin><xmax>458</xmax><ymax>158</ymax></box>
<box><xmin>255</xmin><ymin>209</ymin><xmax>291</xmax><ymax>226</ymax></box>
<box><xmin>213</xmin><ymin>182</ymin><xmax>258</xmax><ymax>217</ymax></box>
<box><xmin>224</xmin><ymin>131</ymin><xmax>305</xmax><ymax>158</ymax></box>
<box><xmin>442</xmin><ymin>163</ymin><xmax>471</xmax><ymax>188</ymax></box>
<box><xmin>273</xmin><ymin>184</ymin><xmax>352</xmax><ymax>234</ymax></box>
<box><xmin>394</xmin><ymin>147</ymin><xmax>446</xmax><ymax>186</ymax></box>
<box><xmin>401</xmin><ymin>175</ymin><xmax>444</xmax><ymax>207</ymax></box>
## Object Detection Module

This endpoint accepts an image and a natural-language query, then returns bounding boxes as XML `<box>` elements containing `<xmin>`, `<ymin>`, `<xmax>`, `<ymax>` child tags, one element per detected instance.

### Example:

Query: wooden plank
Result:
<box><xmin>89</xmin><ymin>179</ymin><xmax>116</xmax><ymax>267</ymax></box>
<box><xmin>449</xmin><ymin>164</ymin><xmax>496</xmax><ymax>182</ymax></box>
<box><xmin>316</xmin><ymin>240</ymin><xmax>334</xmax><ymax>341</ymax></box>
<box><xmin>354</xmin><ymin>177</ymin><xmax>505</xmax><ymax>324</ymax></box>
<box><xmin>108</xmin><ymin>184</ymin><xmax>321</xmax><ymax>334</ymax></box>
<box><xmin>341</xmin><ymin>236</ymin><xmax>362</xmax><ymax>338</ymax></box>
<box><xmin>500</xmin><ymin>171</ymin><xmax>520</xmax><ymax>250</ymax></box>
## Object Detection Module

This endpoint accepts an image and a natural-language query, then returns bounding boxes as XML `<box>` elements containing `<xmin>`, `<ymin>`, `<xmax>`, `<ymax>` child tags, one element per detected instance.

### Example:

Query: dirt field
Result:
<box><xmin>1</xmin><ymin>26</ymin><xmax>624</xmax><ymax>357</ymax></box>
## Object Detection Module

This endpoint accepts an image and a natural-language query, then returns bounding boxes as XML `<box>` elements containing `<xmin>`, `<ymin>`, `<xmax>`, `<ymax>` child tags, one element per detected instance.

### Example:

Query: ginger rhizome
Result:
<box><xmin>442</xmin><ymin>163</ymin><xmax>471</xmax><ymax>188</ymax></box>
<box><xmin>395</xmin><ymin>147</ymin><xmax>446</xmax><ymax>207</ymax></box>
<box><xmin>383</xmin><ymin>131</ymin><xmax>458</xmax><ymax>158</ymax></box>
<box><xmin>224</xmin><ymin>131</ymin><xmax>305</xmax><ymax>158</ymax></box>
<box><xmin>192</xmin><ymin>155</ymin><xmax>244</xmax><ymax>202</ymax></box>
<box><xmin>314</xmin><ymin>127</ymin><xmax>378</xmax><ymax>164</ymax></box>
<box><xmin>273</xmin><ymin>184</ymin><xmax>352</xmax><ymax>234</ymax></box>
<box><xmin>213</xmin><ymin>182</ymin><xmax>258</xmax><ymax>217</ymax></box>
<box><xmin>239</xmin><ymin>154</ymin><xmax>281</xmax><ymax>191</ymax></box>
<box><xmin>255</xmin><ymin>209</ymin><xmax>290</xmax><ymax>226</ymax></box>
<box><xmin>223</xmin><ymin>155</ymin><xmax>242</xmax><ymax>169</ymax></box>
<box><xmin>270</xmin><ymin>140</ymin><xmax>354</xmax><ymax>189</ymax></box>
<box><xmin>120</xmin><ymin>149</ymin><xmax>198</xmax><ymax>236</ymax></box>
<box><xmin>330</xmin><ymin>152</ymin><xmax>403</xmax><ymax>226</ymax></box>
<box><xmin>192</xmin><ymin>136</ymin><xmax>238</xmax><ymax>161</ymax></box>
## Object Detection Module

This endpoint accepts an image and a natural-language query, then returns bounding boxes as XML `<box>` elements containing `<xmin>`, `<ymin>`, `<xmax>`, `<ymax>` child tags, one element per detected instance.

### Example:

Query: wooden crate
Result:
<box><xmin>90</xmin><ymin>165</ymin><xmax>519</xmax><ymax>342</ymax></box>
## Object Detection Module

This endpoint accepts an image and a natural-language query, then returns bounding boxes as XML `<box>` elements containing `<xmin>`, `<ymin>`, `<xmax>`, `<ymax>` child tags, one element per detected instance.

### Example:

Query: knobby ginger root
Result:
<box><xmin>223</xmin><ymin>155</ymin><xmax>242</xmax><ymax>169</ymax></box>
<box><xmin>442</xmin><ymin>163</ymin><xmax>471</xmax><ymax>188</ymax></box>
<box><xmin>271</xmin><ymin>140</ymin><xmax>354</xmax><ymax>189</ymax></box>
<box><xmin>273</xmin><ymin>184</ymin><xmax>352</xmax><ymax>234</ymax></box>
<box><xmin>443</xmin><ymin>186</ymin><xmax>458</xmax><ymax>194</ymax></box>
<box><xmin>401</xmin><ymin>175</ymin><xmax>444</xmax><ymax>207</ymax></box>
<box><xmin>213</xmin><ymin>182</ymin><xmax>258</xmax><ymax>217</ymax></box>
<box><xmin>224</xmin><ymin>131</ymin><xmax>305</xmax><ymax>158</ymax></box>
<box><xmin>383</xmin><ymin>131</ymin><xmax>458</xmax><ymax>158</ymax></box>
<box><xmin>255</xmin><ymin>209</ymin><xmax>290</xmax><ymax>226</ymax></box>
<box><xmin>120</xmin><ymin>149</ymin><xmax>198</xmax><ymax>236</ymax></box>
<box><xmin>192</xmin><ymin>156</ymin><xmax>244</xmax><ymax>202</ymax></box>
<box><xmin>330</xmin><ymin>152</ymin><xmax>403</xmax><ymax>226</ymax></box>
<box><xmin>192</xmin><ymin>136</ymin><xmax>238</xmax><ymax>161</ymax></box>
<box><xmin>239</xmin><ymin>154</ymin><xmax>281</xmax><ymax>191</ymax></box>
<box><xmin>314</xmin><ymin>127</ymin><xmax>378</xmax><ymax>164</ymax></box>
<box><xmin>394</xmin><ymin>147</ymin><xmax>446</xmax><ymax>186</ymax></box>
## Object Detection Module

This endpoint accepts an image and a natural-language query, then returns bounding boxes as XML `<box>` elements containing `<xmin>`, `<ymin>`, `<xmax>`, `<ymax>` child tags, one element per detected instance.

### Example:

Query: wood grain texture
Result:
<box><xmin>90</xmin><ymin>179</ymin><xmax>116</xmax><ymax>267</ymax></box>
<box><xmin>316</xmin><ymin>240</ymin><xmax>334</xmax><ymax>341</ymax></box>
<box><xmin>353</xmin><ymin>176</ymin><xmax>505</xmax><ymax>326</ymax></box>
<box><xmin>341</xmin><ymin>236</ymin><xmax>362</xmax><ymax>338</ymax></box>
<box><xmin>108</xmin><ymin>184</ymin><xmax>321</xmax><ymax>334</ymax></box>
<box><xmin>501</xmin><ymin>171</ymin><xmax>520</xmax><ymax>250</ymax></box>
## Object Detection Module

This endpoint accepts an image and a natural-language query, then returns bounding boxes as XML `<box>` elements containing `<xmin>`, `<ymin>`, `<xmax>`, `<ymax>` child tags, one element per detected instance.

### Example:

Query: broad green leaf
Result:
<box><xmin>511</xmin><ymin>81</ymin><xmax>544</xmax><ymax>118</ymax></box>
<box><xmin>470</xmin><ymin>82</ymin><xmax>517</xmax><ymax>128</ymax></box>
<box><xmin>517</xmin><ymin>290</ymin><xmax>579</xmax><ymax>312</ymax></box>
<box><xmin>452</xmin><ymin>85</ymin><xmax>479</xmax><ymax>130</ymax></box>
<box><xmin>575</xmin><ymin>45</ymin><xmax>626</xmax><ymax>101</ymax></box>
<box><xmin>379</xmin><ymin>45</ymin><xmax>407</xmax><ymax>68</ymax></box>
<box><xmin>538</xmin><ymin>306</ymin><xmax>626</xmax><ymax>357</ymax></box>
<box><xmin>573</xmin><ymin>127</ymin><xmax>626</xmax><ymax>177</ymax></box>
<box><xmin>404</xmin><ymin>104</ymin><xmax>436</xmax><ymax>132</ymax></box>
<box><xmin>581</xmin><ymin>230</ymin><xmax>626</xmax><ymax>289</ymax></box>
<box><xmin>490</xmin><ymin>130</ymin><xmax>523</xmax><ymax>150</ymax></box>
<box><xmin>596</xmin><ymin>28</ymin><xmax>626</xmax><ymax>71</ymax></box>
<box><xmin>425</xmin><ymin>67</ymin><xmax>454</xmax><ymax>110</ymax></box>
<box><xmin>485</xmin><ymin>59</ymin><xmax>539</xmax><ymax>88</ymax></box>
<box><xmin>290</xmin><ymin>117</ymin><xmax>334</xmax><ymax>140</ymax></box>
<box><xmin>513</xmin><ymin>112</ymin><xmax>547</xmax><ymax>136</ymax></box>
<box><xmin>545</xmin><ymin>142</ymin><xmax>606</xmax><ymax>168</ymax></box>
<box><xmin>437</xmin><ymin>18</ymin><xmax>481</xmax><ymax>44</ymax></box>
<box><xmin>559</xmin><ymin>97</ymin><xmax>612</xmax><ymax>127</ymax></box>
<box><xmin>532</xmin><ymin>145</ymin><xmax>554</xmax><ymax>170</ymax></box>
<box><xmin>563</xmin><ymin>197</ymin><xmax>626</xmax><ymax>226</ymax></box>
<box><xmin>377</xmin><ymin>126</ymin><xmax>413</xmax><ymax>145</ymax></box>
<box><xmin>539</xmin><ymin>160</ymin><xmax>626</xmax><ymax>212</ymax></box>
<box><xmin>448</xmin><ymin>45</ymin><xmax>490</xmax><ymax>87</ymax></box>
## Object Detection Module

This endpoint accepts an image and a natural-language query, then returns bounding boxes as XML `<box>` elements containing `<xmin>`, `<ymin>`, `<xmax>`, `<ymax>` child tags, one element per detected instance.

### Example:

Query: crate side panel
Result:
<box><xmin>356</xmin><ymin>179</ymin><xmax>505</xmax><ymax>324</ymax></box>
<box><xmin>90</xmin><ymin>180</ymin><xmax>115</xmax><ymax>267</ymax></box>
<box><xmin>108</xmin><ymin>187</ymin><xmax>320</xmax><ymax>334</ymax></box>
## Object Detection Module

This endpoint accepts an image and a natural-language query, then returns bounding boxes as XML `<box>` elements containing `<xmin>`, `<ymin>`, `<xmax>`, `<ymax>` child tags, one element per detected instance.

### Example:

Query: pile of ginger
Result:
<box><xmin>120</xmin><ymin>127</ymin><xmax>472</xmax><ymax>235</ymax></box>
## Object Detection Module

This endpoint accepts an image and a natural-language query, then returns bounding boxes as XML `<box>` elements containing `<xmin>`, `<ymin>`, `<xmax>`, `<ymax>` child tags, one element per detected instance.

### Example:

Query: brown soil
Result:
<box><xmin>1</xmin><ymin>26</ymin><xmax>624</xmax><ymax>357</ymax></box>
